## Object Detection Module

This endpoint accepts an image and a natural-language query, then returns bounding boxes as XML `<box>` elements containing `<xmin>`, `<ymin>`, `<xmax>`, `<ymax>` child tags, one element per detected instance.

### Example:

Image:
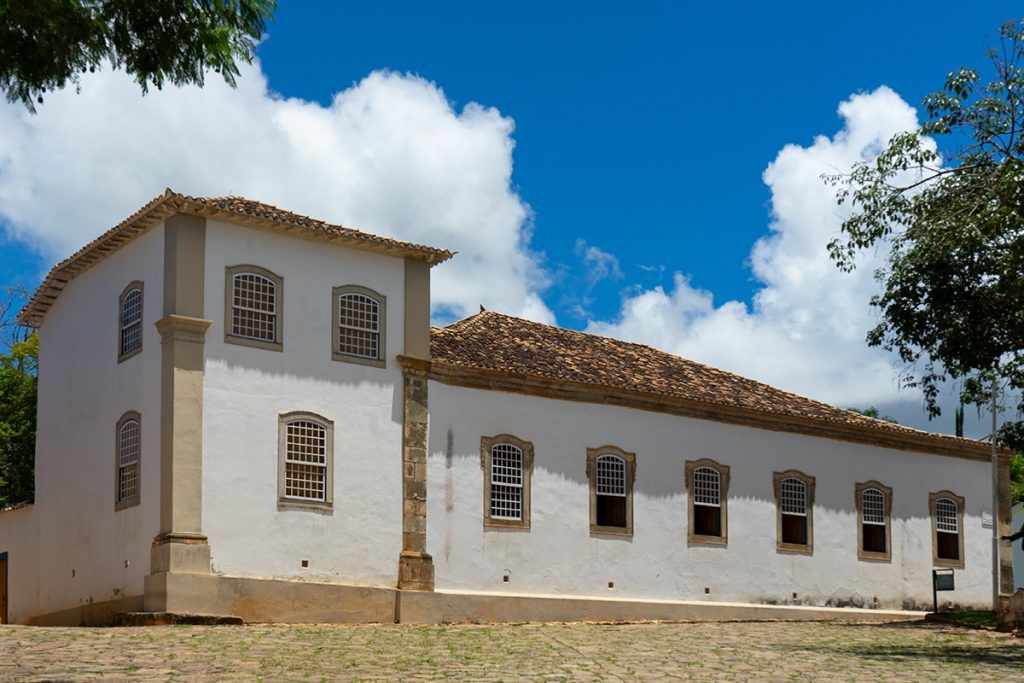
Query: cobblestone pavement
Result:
<box><xmin>0</xmin><ymin>620</ymin><xmax>1021</xmax><ymax>681</ymax></box>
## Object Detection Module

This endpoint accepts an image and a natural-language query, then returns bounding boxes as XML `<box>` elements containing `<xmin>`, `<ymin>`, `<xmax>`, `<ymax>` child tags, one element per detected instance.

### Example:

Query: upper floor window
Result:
<box><xmin>685</xmin><ymin>459</ymin><xmax>730</xmax><ymax>546</ymax></box>
<box><xmin>930</xmin><ymin>491</ymin><xmax>965</xmax><ymax>568</ymax></box>
<box><xmin>225</xmin><ymin>265</ymin><xmax>283</xmax><ymax>352</ymax></box>
<box><xmin>480</xmin><ymin>434</ymin><xmax>534</xmax><ymax>529</ymax></box>
<box><xmin>118</xmin><ymin>282</ymin><xmax>144</xmax><ymax>362</ymax></box>
<box><xmin>773</xmin><ymin>470</ymin><xmax>815</xmax><ymax>554</ymax></box>
<box><xmin>278</xmin><ymin>412</ymin><xmax>334</xmax><ymax>510</ymax></box>
<box><xmin>332</xmin><ymin>286</ymin><xmax>386</xmax><ymax>368</ymax></box>
<box><xmin>855</xmin><ymin>481</ymin><xmax>892</xmax><ymax>562</ymax></box>
<box><xmin>115</xmin><ymin>411</ymin><xmax>141</xmax><ymax>510</ymax></box>
<box><xmin>587</xmin><ymin>446</ymin><xmax>635</xmax><ymax>536</ymax></box>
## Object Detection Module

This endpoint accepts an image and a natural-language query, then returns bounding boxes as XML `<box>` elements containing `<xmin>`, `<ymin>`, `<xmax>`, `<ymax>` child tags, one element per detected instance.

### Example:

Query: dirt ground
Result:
<box><xmin>1</xmin><ymin>619</ymin><xmax>1021</xmax><ymax>681</ymax></box>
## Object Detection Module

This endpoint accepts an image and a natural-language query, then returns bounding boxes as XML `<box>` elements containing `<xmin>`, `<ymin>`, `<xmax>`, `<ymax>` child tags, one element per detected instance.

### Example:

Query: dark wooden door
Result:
<box><xmin>0</xmin><ymin>553</ymin><xmax>7</xmax><ymax>624</ymax></box>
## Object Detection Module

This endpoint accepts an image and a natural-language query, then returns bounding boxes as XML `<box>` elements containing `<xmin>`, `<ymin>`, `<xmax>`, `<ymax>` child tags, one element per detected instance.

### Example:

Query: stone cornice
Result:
<box><xmin>424</xmin><ymin>360</ymin><xmax>1005</xmax><ymax>463</ymax></box>
<box><xmin>155</xmin><ymin>315</ymin><xmax>213</xmax><ymax>344</ymax></box>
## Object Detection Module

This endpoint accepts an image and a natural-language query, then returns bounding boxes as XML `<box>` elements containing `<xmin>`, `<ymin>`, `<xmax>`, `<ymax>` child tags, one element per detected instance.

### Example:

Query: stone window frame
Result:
<box><xmin>586</xmin><ymin>445</ymin><xmax>636</xmax><ymax>538</ymax></box>
<box><xmin>855</xmin><ymin>480</ymin><xmax>893</xmax><ymax>563</ymax></box>
<box><xmin>115</xmin><ymin>411</ymin><xmax>141</xmax><ymax>511</ymax></box>
<box><xmin>331</xmin><ymin>285</ymin><xmax>387</xmax><ymax>368</ymax></box>
<box><xmin>930</xmin><ymin>490</ymin><xmax>965</xmax><ymax>569</ymax></box>
<box><xmin>480</xmin><ymin>434</ymin><xmax>534</xmax><ymax>530</ymax></box>
<box><xmin>117</xmin><ymin>281</ymin><xmax>144</xmax><ymax>363</ymax></box>
<box><xmin>773</xmin><ymin>469</ymin><xmax>815</xmax><ymax>555</ymax></box>
<box><xmin>277</xmin><ymin>411</ymin><xmax>335</xmax><ymax>512</ymax></box>
<box><xmin>224</xmin><ymin>265</ymin><xmax>284</xmax><ymax>352</ymax></box>
<box><xmin>684</xmin><ymin>458</ymin><xmax>730</xmax><ymax>547</ymax></box>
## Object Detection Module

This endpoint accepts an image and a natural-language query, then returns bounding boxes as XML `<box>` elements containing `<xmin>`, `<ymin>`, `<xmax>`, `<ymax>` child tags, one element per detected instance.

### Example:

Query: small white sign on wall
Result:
<box><xmin>981</xmin><ymin>511</ymin><xmax>994</xmax><ymax>528</ymax></box>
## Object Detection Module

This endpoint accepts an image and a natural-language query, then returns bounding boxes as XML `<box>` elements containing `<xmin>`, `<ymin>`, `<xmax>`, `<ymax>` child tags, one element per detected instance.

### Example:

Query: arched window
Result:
<box><xmin>587</xmin><ymin>447</ymin><xmax>635</xmax><ymax>535</ymax></box>
<box><xmin>118</xmin><ymin>282</ymin><xmax>144</xmax><ymax>361</ymax></box>
<box><xmin>332</xmin><ymin>286</ymin><xmax>386</xmax><ymax>367</ymax></box>
<box><xmin>930</xmin><ymin>491</ymin><xmax>965</xmax><ymax>568</ymax></box>
<box><xmin>225</xmin><ymin>265</ymin><xmax>283</xmax><ymax>351</ymax></box>
<box><xmin>278</xmin><ymin>413</ymin><xmax>334</xmax><ymax>509</ymax></box>
<box><xmin>480</xmin><ymin>435</ymin><xmax>534</xmax><ymax>528</ymax></box>
<box><xmin>116</xmin><ymin>412</ymin><xmax>141</xmax><ymax>510</ymax></box>
<box><xmin>686</xmin><ymin>459</ymin><xmax>730</xmax><ymax>545</ymax></box>
<box><xmin>855</xmin><ymin>481</ymin><xmax>892</xmax><ymax>561</ymax></box>
<box><xmin>774</xmin><ymin>470</ymin><xmax>815</xmax><ymax>553</ymax></box>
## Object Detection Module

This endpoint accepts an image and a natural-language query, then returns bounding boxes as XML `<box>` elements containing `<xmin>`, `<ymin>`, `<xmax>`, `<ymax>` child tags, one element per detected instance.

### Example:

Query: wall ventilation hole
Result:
<box><xmin>873</xmin><ymin>596</ymin><xmax>879</xmax><ymax>604</ymax></box>
<box><xmin>704</xmin><ymin>587</ymin><xmax>710</xmax><ymax>595</ymax></box>
<box><xmin>502</xmin><ymin>575</ymin><xmax>510</xmax><ymax>583</ymax></box>
<box><xmin>608</xmin><ymin>581</ymin><xmax>614</xmax><ymax>589</ymax></box>
<box><xmin>301</xmin><ymin>559</ymin><xmax>309</xmax><ymax>568</ymax></box>
<box><xmin>792</xmin><ymin>592</ymin><xmax>798</xmax><ymax>600</ymax></box>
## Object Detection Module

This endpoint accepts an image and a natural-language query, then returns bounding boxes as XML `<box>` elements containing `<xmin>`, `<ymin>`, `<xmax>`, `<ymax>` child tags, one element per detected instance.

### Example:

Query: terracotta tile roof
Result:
<box><xmin>430</xmin><ymin>310</ymin><xmax>992</xmax><ymax>456</ymax></box>
<box><xmin>20</xmin><ymin>189</ymin><xmax>453</xmax><ymax>326</ymax></box>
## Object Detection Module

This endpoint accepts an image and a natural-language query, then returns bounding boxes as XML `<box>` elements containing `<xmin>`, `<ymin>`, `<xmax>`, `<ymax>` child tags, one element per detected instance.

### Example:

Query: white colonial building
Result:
<box><xmin>0</xmin><ymin>190</ymin><xmax>1016</xmax><ymax>625</ymax></box>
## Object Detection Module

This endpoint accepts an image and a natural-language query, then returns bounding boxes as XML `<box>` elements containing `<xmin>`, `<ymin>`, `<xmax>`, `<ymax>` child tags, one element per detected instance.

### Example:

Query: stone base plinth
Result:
<box><xmin>398</xmin><ymin>550</ymin><xmax>435</xmax><ymax>591</ymax></box>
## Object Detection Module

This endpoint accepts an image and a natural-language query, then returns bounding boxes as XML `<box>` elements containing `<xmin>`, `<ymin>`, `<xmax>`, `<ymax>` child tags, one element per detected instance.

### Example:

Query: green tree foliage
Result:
<box><xmin>825</xmin><ymin>20</ymin><xmax>1024</xmax><ymax>427</ymax></box>
<box><xmin>996</xmin><ymin>421</ymin><xmax>1024</xmax><ymax>500</ymax></box>
<box><xmin>0</xmin><ymin>333</ymin><xmax>37</xmax><ymax>508</ymax></box>
<box><xmin>846</xmin><ymin>406</ymin><xmax>899</xmax><ymax>424</ymax></box>
<box><xmin>0</xmin><ymin>0</ymin><xmax>276</xmax><ymax>111</ymax></box>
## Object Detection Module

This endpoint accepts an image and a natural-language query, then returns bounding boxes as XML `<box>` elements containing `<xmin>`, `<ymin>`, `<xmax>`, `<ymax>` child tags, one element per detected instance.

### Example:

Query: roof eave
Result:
<box><xmin>424</xmin><ymin>358</ymin><xmax>1003</xmax><ymax>462</ymax></box>
<box><xmin>19</xmin><ymin>191</ymin><xmax>453</xmax><ymax>327</ymax></box>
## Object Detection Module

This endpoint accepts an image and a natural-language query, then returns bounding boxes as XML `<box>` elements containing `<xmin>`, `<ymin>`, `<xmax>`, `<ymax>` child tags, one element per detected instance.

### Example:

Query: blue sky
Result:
<box><xmin>0</xmin><ymin>2</ymin><xmax>1019</xmax><ymax>431</ymax></box>
<box><xmin>258</xmin><ymin>1</ymin><xmax>1016</xmax><ymax>321</ymax></box>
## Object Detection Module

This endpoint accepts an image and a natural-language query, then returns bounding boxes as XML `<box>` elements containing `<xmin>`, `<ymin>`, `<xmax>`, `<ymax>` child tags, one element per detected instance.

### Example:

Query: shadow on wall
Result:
<box><xmin>205</xmin><ymin>356</ymin><xmax>406</xmax><ymax>428</ymax></box>
<box><xmin>438</xmin><ymin>420</ymin><xmax>881</xmax><ymax>516</ymax></box>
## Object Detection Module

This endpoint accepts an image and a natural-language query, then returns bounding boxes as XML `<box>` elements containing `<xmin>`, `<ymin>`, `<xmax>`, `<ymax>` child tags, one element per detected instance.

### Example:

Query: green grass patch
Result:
<box><xmin>941</xmin><ymin>611</ymin><xmax>996</xmax><ymax>628</ymax></box>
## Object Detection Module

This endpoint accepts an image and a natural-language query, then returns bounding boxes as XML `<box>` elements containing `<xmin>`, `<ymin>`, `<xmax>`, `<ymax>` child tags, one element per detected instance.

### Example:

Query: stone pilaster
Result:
<box><xmin>998</xmin><ymin>453</ymin><xmax>1015</xmax><ymax>595</ymax></box>
<box><xmin>146</xmin><ymin>214</ymin><xmax>211</xmax><ymax>596</ymax></box>
<box><xmin>398</xmin><ymin>358</ymin><xmax>434</xmax><ymax>590</ymax></box>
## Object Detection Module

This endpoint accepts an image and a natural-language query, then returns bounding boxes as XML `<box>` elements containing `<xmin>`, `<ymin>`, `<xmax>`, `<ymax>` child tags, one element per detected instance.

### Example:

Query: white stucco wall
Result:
<box><xmin>0</xmin><ymin>224</ymin><xmax>165</xmax><ymax>622</ymax></box>
<box><xmin>1014</xmin><ymin>505</ymin><xmax>1023</xmax><ymax>592</ymax></box>
<box><xmin>427</xmin><ymin>383</ymin><xmax>994</xmax><ymax>610</ymax></box>
<box><xmin>201</xmin><ymin>220</ymin><xmax>406</xmax><ymax>587</ymax></box>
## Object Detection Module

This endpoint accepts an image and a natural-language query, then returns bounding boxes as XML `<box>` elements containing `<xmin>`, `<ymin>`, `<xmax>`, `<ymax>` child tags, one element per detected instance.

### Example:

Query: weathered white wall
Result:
<box><xmin>0</xmin><ymin>224</ymin><xmax>165</xmax><ymax>623</ymax></box>
<box><xmin>0</xmin><ymin>504</ymin><xmax>37</xmax><ymax>623</ymax></box>
<box><xmin>1014</xmin><ymin>505</ymin><xmax>1023</xmax><ymax>592</ymax></box>
<box><xmin>427</xmin><ymin>383</ymin><xmax>994</xmax><ymax>610</ymax></box>
<box><xmin>201</xmin><ymin>220</ymin><xmax>405</xmax><ymax>587</ymax></box>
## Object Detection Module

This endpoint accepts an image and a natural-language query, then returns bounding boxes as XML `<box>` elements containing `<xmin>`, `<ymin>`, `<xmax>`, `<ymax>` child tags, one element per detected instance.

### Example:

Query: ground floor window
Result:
<box><xmin>685</xmin><ymin>459</ymin><xmax>730</xmax><ymax>545</ymax></box>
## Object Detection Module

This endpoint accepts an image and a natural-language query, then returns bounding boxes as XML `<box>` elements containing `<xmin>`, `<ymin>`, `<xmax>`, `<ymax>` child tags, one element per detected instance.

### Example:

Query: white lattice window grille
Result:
<box><xmin>118</xmin><ymin>419</ymin><xmax>140</xmax><ymax>502</ymax></box>
<box><xmin>338</xmin><ymin>293</ymin><xmax>381</xmax><ymax>360</ymax></box>
<box><xmin>780</xmin><ymin>478</ymin><xmax>807</xmax><ymax>516</ymax></box>
<box><xmin>490</xmin><ymin>443</ymin><xmax>524</xmax><ymax>520</ymax></box>
<box><xmin>596</xmin><ymin>455</ymin><xmax>626</xmax><ymax>497</ymax></box>
<box><xmin>861</xmin><ymin>488</ymin><xmax>886</xmax><ymax>525</ymax></box>
<box><xmin>936</xmin><ymin>497</ymin><xmax>959</xmax><ymax>533</ymax></box>
<box><xmin>283</xmin><ymin>420</ymin><xmax>328</xmax><ymax>502</ymax></box>
<box><xmin>693</xmin><ymin>466</ymin><xmax>721</xmax><ymax>507</ymax></box>
<box><xmin>120</xmin><ymin>288</ymin><xmax>143</xmax><ymax>356</ymax></box>
<box><xmin>232</xmin><ymin>272</ymin><xmax>277</xmax><ymax>342</ymax></box>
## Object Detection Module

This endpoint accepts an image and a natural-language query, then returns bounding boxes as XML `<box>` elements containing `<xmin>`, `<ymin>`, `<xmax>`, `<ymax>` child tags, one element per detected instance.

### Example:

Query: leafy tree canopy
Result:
<box><xmin>826</xmin><ymin>20</ymin><xmax>1024</xmax><ymax>426</ymax></box>
<box><xmin>0</xmin><ymin>332</ymin><xmax>36</xmax><ymax>509</ymax></box>
<box><xmin>0</xmin><ymin>0</ymin><xmax>276</xmax><ymax>111</ymax></box>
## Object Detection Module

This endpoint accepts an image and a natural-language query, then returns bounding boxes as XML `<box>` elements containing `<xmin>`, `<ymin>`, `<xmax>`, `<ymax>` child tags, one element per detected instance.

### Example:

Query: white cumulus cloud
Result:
<box><xmin>0</xmin><ymin>63</ymin><xmax>552</xmax><ymax>323</ymax></box>
<box><xmin>586</xmin><ymin>87</ymin><xmax>965</xmax><ymax>430</ymax></box>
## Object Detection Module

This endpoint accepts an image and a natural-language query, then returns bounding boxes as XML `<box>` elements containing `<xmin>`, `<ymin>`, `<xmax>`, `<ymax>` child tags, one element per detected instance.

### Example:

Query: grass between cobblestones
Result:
<box><xmin>0</xmin><ymin>620</ymin><xmax>1021</xmax><ymax>681</ymax></box>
